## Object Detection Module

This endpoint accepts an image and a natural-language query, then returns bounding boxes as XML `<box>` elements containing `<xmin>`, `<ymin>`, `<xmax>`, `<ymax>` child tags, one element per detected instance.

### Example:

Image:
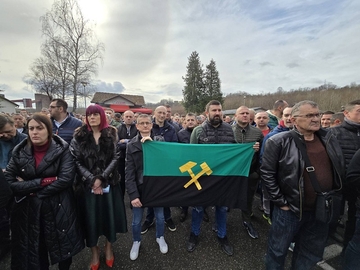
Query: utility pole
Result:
<box><xmin>81</xmin><ymin>82</ymin><xmax>88</xmax><ymax>108</ymax></box>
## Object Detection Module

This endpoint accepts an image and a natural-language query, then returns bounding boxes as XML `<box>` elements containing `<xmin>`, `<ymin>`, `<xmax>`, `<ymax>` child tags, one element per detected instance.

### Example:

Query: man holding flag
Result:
<box><xmin>187</xmin><ymin>100</ymin><xmax>236</xmax><ymax>256</ymax></box>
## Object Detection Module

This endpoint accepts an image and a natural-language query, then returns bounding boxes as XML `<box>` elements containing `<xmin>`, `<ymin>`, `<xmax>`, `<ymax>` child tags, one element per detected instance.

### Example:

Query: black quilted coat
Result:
<box><xmin>4</xmin><ymin>135</ymin><xmax>84</xmax><ymax>269</ymax></box>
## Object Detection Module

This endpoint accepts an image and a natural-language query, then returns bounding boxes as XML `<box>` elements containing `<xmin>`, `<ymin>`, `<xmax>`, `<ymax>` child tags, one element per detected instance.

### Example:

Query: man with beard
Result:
<box><xmin>254</xmin><ymin>111</ymin><xmax>271</xmax><ymax>137</ymax></box>
<box><xmin>233</xmin><ymin>106</ymin><xmax>263</xmax><ymax>239</ymax></box>
<box><xmin>48</xmin><ymin>99</ymin><xmax>82</xmax><ymax>144</ymax></box>
<box><xmin>187</xmin><ymin>100</ymin><xmax>235</xmax><ymax>256</ymax></box>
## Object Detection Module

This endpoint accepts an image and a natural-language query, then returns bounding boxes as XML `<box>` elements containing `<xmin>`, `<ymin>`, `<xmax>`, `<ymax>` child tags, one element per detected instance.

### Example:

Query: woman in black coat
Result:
<box><xmin>4</xmin><ymin>113</ymin><xmax>84</xmax><ymax>270</ymax></box>
<box><xmin>70</xmin><ymin>105</ymin><xmax>127</xmax><ymax>270</ymax></box>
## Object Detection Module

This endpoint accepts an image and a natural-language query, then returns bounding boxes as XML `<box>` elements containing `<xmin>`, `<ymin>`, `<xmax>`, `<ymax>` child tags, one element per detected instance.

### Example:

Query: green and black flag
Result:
<box><xmin>142</xmin><ymin>141</ymin><xmax>254</xmax><ymax>209</ymax></box>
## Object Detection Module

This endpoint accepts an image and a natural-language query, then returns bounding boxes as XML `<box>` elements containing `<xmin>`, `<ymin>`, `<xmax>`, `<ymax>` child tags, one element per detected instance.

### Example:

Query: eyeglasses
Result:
<box><xmin>137</xmin><ymin>122</ymin><xmax>152</xmax><ymax>126</ymax></box>
<box><xmin>49</xmin><ymin>105</ymin><xmax>60</xmax><ymax>109</ymax></box>
<box><xmin>293</xmin><ymin>113</ymin><xmax>321</xmax><ymax>119</ymax></box>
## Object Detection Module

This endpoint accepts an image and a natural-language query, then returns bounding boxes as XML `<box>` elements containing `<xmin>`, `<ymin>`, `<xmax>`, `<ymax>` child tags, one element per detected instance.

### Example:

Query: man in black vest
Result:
<box><xmin>187</xmin><ymin>100</ymin><xmax>235</xmax><ymax>256</ymax></box>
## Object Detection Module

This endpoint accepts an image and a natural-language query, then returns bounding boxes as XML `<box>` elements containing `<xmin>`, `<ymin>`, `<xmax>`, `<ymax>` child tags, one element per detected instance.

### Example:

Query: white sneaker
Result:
<box><xmin>156</xmin><ymin>236</ymin><xmax>168</xmax><ymax>254</ymax></box>
<box><xmin>130</xmin><ymin>241</ymin><xmax>141</xmax><ymax>260</ymax></box>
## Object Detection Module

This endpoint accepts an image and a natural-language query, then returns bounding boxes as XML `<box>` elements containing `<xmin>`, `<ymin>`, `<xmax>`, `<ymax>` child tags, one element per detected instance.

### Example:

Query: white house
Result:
<box><xmin>0</xmin><ymin>95</ymin><xmax>19</xmax><ymax>114</ymax></box>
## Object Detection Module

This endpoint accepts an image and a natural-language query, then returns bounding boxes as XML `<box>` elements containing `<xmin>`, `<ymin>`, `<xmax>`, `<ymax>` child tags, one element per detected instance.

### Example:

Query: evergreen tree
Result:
<box><xmin>204</xmin><ymin>59</ymin><xmax>223</xmax><ymax>106</ymax></box>
<box><xmin>182</xmin><ymin>51</ymin><xmax>205</xmax><ymax>113</ymax></box>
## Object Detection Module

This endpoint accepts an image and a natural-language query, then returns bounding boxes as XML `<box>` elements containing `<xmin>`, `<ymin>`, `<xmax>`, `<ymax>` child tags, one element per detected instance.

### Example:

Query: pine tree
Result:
<box><xmin>182</xmin><ymin>51</ymin><xmax>205</xmax><ymax>113</ymax></box>
<box><xmin>204</xmin><ymin>59</ymin><xmax>223</xmax><ymax>106</ymax></box>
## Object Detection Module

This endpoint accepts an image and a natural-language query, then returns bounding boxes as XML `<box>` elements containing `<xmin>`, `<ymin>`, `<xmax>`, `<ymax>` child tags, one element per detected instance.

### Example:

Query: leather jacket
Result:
<box><xmin>261</xmin><ymin>128</ymin><xmax>345</xmax><ymax>219</ymax></box>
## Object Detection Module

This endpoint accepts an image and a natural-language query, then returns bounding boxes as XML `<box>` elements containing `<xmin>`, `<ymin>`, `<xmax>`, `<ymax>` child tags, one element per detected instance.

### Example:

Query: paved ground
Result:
<box><xmin>0</xmin><ymin>195</ymin><xmax>345</xmax><ymax>269</ymax></box>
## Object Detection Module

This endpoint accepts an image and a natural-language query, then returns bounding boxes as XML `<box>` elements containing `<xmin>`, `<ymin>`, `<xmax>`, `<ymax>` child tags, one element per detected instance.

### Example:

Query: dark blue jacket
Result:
<box><xmin>51</xmin><ymin>114</ymin><xmax>83</xmax><ymax>144</ymax></box>
<box><xmin>151</xmin><ymin>120</ymin><xmax>178</xmax><ymax>142</ymax></box>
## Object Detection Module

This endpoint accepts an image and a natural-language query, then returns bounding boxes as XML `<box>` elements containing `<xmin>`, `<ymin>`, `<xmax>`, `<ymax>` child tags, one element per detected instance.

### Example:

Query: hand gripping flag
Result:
<box><xmin>142</xmin><ymin>141</ymin><xmax>254</xmax><ymax>209</ymax></box>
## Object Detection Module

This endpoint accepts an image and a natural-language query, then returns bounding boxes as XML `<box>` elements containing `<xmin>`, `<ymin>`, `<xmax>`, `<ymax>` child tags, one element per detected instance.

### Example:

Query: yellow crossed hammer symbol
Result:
<box><xmin>179</xmin><ymin>161</ymin><xmax>213</xmax><ymax>190</ymax></box>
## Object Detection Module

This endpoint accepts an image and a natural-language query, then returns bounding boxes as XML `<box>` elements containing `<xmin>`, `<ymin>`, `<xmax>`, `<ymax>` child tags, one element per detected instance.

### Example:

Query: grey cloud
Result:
<box><xmin>287</xmin><ymin>63</ymin><xmax>300</xmax><ymax>68</ymax></box>
<box><xmin>93</xmin><ymin>80</ymin><xmax>125</xmax><ymax>93</ymax></box>
<box><xmin>259</xmin><ymin>62</ymin><xmax>274</xmax><ymax>67</ymax></box>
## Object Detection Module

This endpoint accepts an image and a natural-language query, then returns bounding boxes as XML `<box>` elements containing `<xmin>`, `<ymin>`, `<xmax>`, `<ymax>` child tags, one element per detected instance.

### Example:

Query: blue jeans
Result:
<box><xmin>344</xmin><ymin>213</ymin><xmax>360</xmax><ymax>269</ymax></box>
<box><xmin>132</xmin><ymin>207</ymin><xmax>164</xmax><ymax>242</ymax></box>
<box><xmin>266</xmin><ymin>206</ymin><xmax>329</xmax><ymax>270</ymax></box>
<box><xmin>146</xmin><ymin>207</ymin><xmax>171</xmax><ymax>222</ymax></box>
<box><xmin>191</xmin><ymin>206</ymin><xmax>227</xmax><ymax>238</ymax></box>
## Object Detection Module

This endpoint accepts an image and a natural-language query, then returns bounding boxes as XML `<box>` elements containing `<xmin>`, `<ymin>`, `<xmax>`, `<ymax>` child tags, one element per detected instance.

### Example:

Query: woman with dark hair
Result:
<box><xmin>4</xmin><ymin>113</ymin><xmax>84</xmax><ymax>270</ymax></box>
<box><xmin>70</xmin><ymin>105</ymin><xmax>127</xmax><ymax>270</ymax></box>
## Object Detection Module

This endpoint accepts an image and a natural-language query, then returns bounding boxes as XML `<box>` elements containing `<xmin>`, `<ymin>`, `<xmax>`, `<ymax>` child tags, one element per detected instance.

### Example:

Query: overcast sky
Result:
<box><xmin>1</xmin><ymin>0</ymin><xmax>359</xmax><ymax>105</ymax></box>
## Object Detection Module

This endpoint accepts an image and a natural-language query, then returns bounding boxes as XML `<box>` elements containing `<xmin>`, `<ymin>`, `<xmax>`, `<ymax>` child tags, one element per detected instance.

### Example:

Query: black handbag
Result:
<box><xmin>290</xmin><ymin>131</ymin><xmax>342</xmax><ymax>224</ymax></box>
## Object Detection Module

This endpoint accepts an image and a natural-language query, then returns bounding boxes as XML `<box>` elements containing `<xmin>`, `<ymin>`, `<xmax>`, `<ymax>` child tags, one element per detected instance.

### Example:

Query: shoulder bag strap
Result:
<box><xmin>290</xmin><ymin>130</ymin><xmax>323</xmax><ymax>193</ymax></box>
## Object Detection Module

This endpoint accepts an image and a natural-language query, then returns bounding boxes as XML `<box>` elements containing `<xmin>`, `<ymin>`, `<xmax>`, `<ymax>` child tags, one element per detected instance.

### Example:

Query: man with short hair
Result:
<box><xmin>142</xmin><ymin>106</ymin><xmax>178</xmax><ymax>233</ymax></box>
<box><xmin>262</xmin><ymin>100</ymin><xmax>344</xmax><ymax>269</ymax></box>
<box><xmin>329</xmin><ymin>100</ymin><xmax>360</xmax><ymax>250</ymax></box>
<box><xmin>187</xmin><ymin>100</ymin><xmax>235</xmax><ymax>256</ymax></box>
<box><xmin>12</xmin><ymin>113</ymin><xmax>27</xmax><ymax>134</ymax></box>
<box><xmin>126</xmin><ymin>114</ymin><xmax>168</xmax><ymax>260</ymax></box>
<box><xmin>117</xmin><ymin>110</ymin><xmax>138</xmax><ymax>197</ymax></box>
<box><xmin>330</xmin><ymin>112</ymin><xmax>345</xmax><ymax>127</ymax></box>
<box><xmin>259</xmin><ymin>106</ymin><xmax>293</xmax><ymax>225</ymax></box>
<box><xmin>321</xmin><ymin>110</ymin><xmax>335</xmax><ymax>128</ymax></box>
<box><xmin>165</xmin><ymin>105</ymin><xmax>181</xmax><ymax>132</ymax></box>
<box><xmin>0</xmin><ymin>114</ymin><xmax>27</xmax><ymax>259</ymax></box>
<box><xmin>254</xmin><ymin>111</ymin><xmax>271</xmax><ymax>137</ymax></box>
<box><xmin>104</xmin><ymin>108</ymin><xmax>121</xmax><ymax>128</ymax></box>
<box><xmin>49</xmin><ymin>99</ymin><xmax>82</xmax><ymax>144</ymax></box>
<box><xmin>266</xmin><ymin>100</ymin><xmax>288</xmax><ymax>129</ymax></box>
<box><xmin>233</xmin><ymin>106</ymin><xmax>263</xmax><ymax>239</ymax></box>
<box><xmin>177</xmin><ymin>113</ymin><xmax>198</xmax><ymax>222</ymax></box>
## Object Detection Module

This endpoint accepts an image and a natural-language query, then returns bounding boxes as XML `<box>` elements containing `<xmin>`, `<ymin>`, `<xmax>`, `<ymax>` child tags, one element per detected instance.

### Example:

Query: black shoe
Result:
<box><xmin>180</xmin><ymin>210</ymin><xmax>187</xmax><ymax>223</ymax></box>
<box><xmin>203</xmin><ymin>209</ymin><xmax>209</xmax><ymax>222</ymax></box>
<box><xmin>218</xmin><ymin>236</ymin><xmax>233</xmax><ymax>256</ymax></box>
<box><xmin>243</xmin><ymin>221</ymin><xmax>259</xmax><ymax>239</ymax></box>
<box><xmin>187</xmin><ymin>232</ymin><xmax>199</xmax><ymax>252</ymax></box>
<box><xmin>165</xmin><ymin>218</ymin><xmax>176</xmax><ymax>232</ymax></box>
<box><xmin>141</xmin><ymin>220</ymin><xmax>154</xmax><ymax>234</ymax></box>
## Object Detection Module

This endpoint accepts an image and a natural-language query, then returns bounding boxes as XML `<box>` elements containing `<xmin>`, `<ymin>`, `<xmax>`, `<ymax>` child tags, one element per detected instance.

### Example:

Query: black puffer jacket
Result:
<box><xmin>70</xmin><ymin>125</ymin><xmax>120</xmax><ymax>189</ymax></box>
<box><xmin>261</xmin><ymin>129</ymin><xmax>344</xmax><ymax>219</ymax></box>
<box><xmin>329</xmin><ymin>120</ymin><xmax>360</xmax><ymax>169</ymax></box>
<box><xmin>4</xmin><ymin>135</ymin><xmax>84</xmax><ymax>268</ymax></box>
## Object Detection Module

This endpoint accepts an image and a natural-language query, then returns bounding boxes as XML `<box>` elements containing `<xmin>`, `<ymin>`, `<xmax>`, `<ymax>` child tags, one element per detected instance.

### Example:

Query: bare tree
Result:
<box><xmin>27</xmin><ymin>0</ymin><xmax>104</xmax><ymax>111</ymax></box>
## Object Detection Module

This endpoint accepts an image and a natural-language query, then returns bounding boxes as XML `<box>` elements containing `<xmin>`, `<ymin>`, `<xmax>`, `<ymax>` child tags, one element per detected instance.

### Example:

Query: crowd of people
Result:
<box><xmin>0</xmin><ymin>97</ymin><xmax>359</xmax><ymax>269</ymax></box>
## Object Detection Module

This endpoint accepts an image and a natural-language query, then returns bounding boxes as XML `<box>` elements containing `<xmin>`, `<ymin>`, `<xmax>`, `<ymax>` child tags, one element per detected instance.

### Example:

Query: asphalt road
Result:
<box><xmin>0</xmin><ymin>195</ymin><xmax>345</xmax><ymax>269</ymax></box>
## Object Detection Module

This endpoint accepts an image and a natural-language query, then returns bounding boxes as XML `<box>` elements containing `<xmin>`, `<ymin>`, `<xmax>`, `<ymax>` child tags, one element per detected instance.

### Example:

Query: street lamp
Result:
<box><xmin>243</xmin><ymin>95</ymin><xmax>246</xmax><ymax>106</ymax></box>
<box><xmin>81</xmin><ymin>82</ymin><xmax>88</xmax><ymax>108</ymax></box>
